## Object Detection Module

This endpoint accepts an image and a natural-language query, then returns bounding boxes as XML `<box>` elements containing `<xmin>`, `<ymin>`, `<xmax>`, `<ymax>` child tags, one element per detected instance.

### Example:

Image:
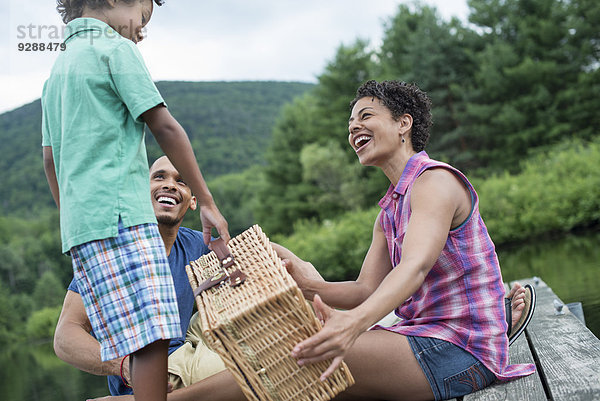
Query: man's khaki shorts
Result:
<box><xmin>168</xmin><ymin>312</ymin><xmax>227</xmax><ymax>389</ymax></box>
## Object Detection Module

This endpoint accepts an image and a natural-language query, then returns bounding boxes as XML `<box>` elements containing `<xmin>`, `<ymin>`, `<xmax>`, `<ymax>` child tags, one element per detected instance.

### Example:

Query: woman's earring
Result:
<box><xmin>401</xmin><ymin>136</ymin><xmax>405</xmax><ymax>143</ymax></box>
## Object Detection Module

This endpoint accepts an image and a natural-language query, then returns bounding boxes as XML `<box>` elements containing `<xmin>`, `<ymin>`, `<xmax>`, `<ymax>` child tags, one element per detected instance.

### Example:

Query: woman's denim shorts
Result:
<box><xmin>407</xmin><ymin>336</ymin><xmax>496</xmax><ymax>400</ymax></box>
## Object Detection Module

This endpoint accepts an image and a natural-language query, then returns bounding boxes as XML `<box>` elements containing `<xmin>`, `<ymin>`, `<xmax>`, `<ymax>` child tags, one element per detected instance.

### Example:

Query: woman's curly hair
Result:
<box><xmin>56</xmin><ymin>0</ymin><xmax>165</xmax><ymax>24</ymax></box>
<box><xmin>350</xmin><ymin>80</ymin><xmax>432</xmax><ymax>152</ymax></box>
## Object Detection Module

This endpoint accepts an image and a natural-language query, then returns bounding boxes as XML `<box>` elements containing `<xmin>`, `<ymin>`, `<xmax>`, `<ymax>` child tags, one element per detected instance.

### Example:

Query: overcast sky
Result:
<box><xmin>1</xmin><ymin>0</ymin><xmax>468</xmax><ymax>114</ymax></box>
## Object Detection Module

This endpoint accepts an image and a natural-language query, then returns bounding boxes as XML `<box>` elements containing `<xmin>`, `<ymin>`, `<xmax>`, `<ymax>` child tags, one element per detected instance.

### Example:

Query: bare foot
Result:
<box><xmin>506</xmin><ymin>282</ymin><xmax>526</xmax><ymax>330</ymax></box>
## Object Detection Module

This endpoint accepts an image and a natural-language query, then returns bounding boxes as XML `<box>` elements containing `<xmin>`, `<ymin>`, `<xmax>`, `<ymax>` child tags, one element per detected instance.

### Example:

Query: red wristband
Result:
<box><xmin>120</xmin><ymin>354</ymin><xmax>132</xmax><ymax>388</ymax></box>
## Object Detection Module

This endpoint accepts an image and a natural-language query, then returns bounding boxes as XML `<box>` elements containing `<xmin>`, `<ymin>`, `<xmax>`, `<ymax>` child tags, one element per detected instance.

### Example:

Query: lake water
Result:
<box><xmin>496</xmin><ymin>230</ymin><xmax>600</xmax><ymax>337</ymax></box>
<box><xmin>1</xmin><ymin>230</ymin><xmax>598</xmax><ymax>401</ymax></box>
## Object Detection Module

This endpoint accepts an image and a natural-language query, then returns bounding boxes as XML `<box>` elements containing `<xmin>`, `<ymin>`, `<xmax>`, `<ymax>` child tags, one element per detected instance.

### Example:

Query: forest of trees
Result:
<box><xmin>0</xmin><ymin>81</ymin><xmax>313</xmax><ymax>216</ymax></box>
<box><xmin>1</xmin><ymin>0</ymin><xmax>598</xmax><ymax>346</ymax></box>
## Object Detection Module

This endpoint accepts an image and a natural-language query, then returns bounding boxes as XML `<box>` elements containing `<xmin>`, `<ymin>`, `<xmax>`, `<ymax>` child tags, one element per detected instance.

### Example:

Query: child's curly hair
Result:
<box><xmin>56</xmin><ymin>0</ymin><xmax>165</xmax><ymax>24</ymax></box>
<box><xmin>350</xmin><ymin>80</ymin><xmax>432</xmax><ymax>152</ymax></box>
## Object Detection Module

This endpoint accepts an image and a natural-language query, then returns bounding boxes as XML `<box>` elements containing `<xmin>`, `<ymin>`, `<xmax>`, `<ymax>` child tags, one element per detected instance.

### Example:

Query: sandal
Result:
<box><xmin>507</xmin><ymin>284</ymin><xmax>536</xmax><ymax>345</ymax></box>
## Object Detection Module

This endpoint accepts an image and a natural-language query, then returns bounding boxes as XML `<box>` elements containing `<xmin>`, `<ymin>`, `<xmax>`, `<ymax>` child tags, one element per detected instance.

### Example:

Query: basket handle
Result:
<box><xmin>210</xmin><ymin>237</ymin><xmax>235</xmax><ymax>269</ymax></box>
<box><xmin>193</xmin><ymin>238</ymin><xmax>247</xmax><ymax>296</ymax></box>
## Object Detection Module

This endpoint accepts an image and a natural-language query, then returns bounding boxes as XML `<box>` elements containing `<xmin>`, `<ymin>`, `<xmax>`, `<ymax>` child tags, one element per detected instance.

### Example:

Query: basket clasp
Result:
<box><xmin>194</xmin><ymin>238</ymin><xmax>247</xmax><ymax>296</ymax></box>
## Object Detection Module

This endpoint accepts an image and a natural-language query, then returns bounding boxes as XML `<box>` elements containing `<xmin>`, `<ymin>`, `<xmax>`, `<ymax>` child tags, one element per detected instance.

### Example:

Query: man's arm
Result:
<box><xmin>142</xmin><ymin>106</ymin><xmax>230</xmax><ymax>244</ymax></box>
<box><xmin>54</xmin><ymin>290</ymin><xmax>126</xmax><ymax>379</ymax></box>
<box><xmin>43</xmin><ymin>146</ymin><xmax>60</xmax><ymax>209</ymax></box>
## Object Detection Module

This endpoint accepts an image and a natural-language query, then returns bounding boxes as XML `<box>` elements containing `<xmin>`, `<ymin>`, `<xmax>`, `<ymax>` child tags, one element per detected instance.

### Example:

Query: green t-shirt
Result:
<box><xmin>42</xmin><ymin>18</ymin><xmax>164</xmax><ymax>252</ymax></box>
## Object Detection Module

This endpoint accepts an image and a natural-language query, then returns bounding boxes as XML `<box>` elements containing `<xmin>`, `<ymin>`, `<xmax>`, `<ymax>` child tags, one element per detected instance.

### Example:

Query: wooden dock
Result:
<box><xmin>458</xmin><ymin>277</ymin><xmax>600</xmax><ymax>401</ymax></box>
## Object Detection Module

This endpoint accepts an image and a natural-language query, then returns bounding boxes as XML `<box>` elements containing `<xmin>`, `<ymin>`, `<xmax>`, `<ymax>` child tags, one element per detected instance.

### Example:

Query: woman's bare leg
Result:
<box><xmin>167</xmin><ymin>370</ymin><xmax>246</xmax><ymax>401</ymax></box>
<box><xmin>163</xmin><ymin>330</ymin><xmax>432</xmax><ymax>401</ymax></box>
<box><xmin>335</xmin><ymin>330</ymin><xmax>433</xmax><ymax>401</ymax></box>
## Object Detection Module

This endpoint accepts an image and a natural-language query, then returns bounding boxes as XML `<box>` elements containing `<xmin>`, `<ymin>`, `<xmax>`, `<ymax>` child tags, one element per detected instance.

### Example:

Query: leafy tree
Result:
<box><xmin>183</xmin><ymin>166</ymin><xmax>266</xmax><ymax>237</ymax></box>
<box><xmin>1</xmin><ymin>1</ymin><xmax>599</xmax><ymax>355</ymax></box>
<box><xmin>556</xmin><ymin>68</ymin><xmax>600</xmax><ymax>141</ymax></box>
<box><xmin>151</xmin><ymin>81</ymin><xmax>313</xmax><ymax>178</ymax></box>
<box><xmin>11</xmin><ymin>293</ymin><xmax>35</xmax><ymax>330</ymax></box>
<box><xmin>275</xmin><ymin>207</ymin><xmax>379</xmax><ymax>281</ymax></box>
<box><xmin>256</xmin><ymin>40</ymin><xmax>386</xmax><ymax>234</ymax></box>
<box><xmin>477</xmin><ymin>138</ymin><xmax>600</xmax><ymax>244</ymax></box>
<box><xmin>312</xmin><ymin>39</ymin><xmax>389</xmax><ymax>209</ymax></box>
<box><xmin>0</xmin><ymin>211</ymin><xmax>71</xmax><ymax>294</ymax></box>
<box><xmin>379</xmin><ymin>3</ymin><xmax>483</xmax><ymax>164</ymax></box>
<box><xmin>25</xmin><ymin>306</ymin><xmax>62</xmax><ymax>341</ymax></box>
<box><xmin>554</xmin><ymin>0</ymin><xmax>600</xmax><ymax>141</ymax></box>
<box><xmin>276</xmin><ymin>138</ymin><xmax>600</xmax><ymax>280</ymax></box>
<box><xmin>457</xmin><ymin>0</ymin><xmax>598</xmax><ymax>172</ymax></box>
<box><xmin>299</xmin><ymin>141</ymin><xmax>367</xmax><ymax>219</ymax></box>
<box><xmin>0</xmin><ymin>243</ymin><xmax>26</xmax><ymax>292</ymax></box>
<box><xmin>312</xmin><ymin>39</ymin><xmax>376</xmax><ymax>139</ymax></box>
<box><xmin>31</xmin><ymin>271</ymin><xmax>66</xmax><ymax>310</ymax></box>
<box><xmin>0</xmin><ymin>282</ymin><xmax>19</xmax><ymax>346</ymax></box>
<box><xmin>255</xmin><ymin>95</ymin><xmax>321</xmax><ymax>234</ymax></box>
<box><xmin>0</xmin><ymin>82</ymin><xmax>313</xmax><ymax>218</ymax></box>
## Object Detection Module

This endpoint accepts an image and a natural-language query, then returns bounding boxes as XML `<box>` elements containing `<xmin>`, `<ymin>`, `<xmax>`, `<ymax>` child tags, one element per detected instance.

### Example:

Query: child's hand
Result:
<box><xmin>200</xmin><ymin>202</ymin><xmax>230</xmax><ymax>244</ymax></box>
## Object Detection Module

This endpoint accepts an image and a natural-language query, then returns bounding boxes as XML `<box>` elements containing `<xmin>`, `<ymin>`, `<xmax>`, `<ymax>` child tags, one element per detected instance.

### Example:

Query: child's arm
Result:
<box><xmin>142</xmin><ymin>105</ymin><xmax>230</xmax><ymax>244</ymax></box>
<box><xmin>43</xmin><ymin>146</ymin><xmax>60</xmax><ymax>209</ymax></box>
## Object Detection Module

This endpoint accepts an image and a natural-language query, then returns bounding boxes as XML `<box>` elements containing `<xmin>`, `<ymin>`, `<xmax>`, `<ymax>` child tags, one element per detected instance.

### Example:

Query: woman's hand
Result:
<box><xmin>291</xmin><ymin>295</ymin><xmax>363</xmax><ymax>381</ymax></box>
<box><xmin>271</xmin><ymin>243</ymin><xmax>324</xmax><ymax>299</ymax></box>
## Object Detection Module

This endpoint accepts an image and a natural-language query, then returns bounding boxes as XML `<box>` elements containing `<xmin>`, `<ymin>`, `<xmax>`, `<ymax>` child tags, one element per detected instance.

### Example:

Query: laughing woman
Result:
<box><xmin>271</xmin><ymin>80</ymin><xmax>535</xmax><ymax>400</ymax></box>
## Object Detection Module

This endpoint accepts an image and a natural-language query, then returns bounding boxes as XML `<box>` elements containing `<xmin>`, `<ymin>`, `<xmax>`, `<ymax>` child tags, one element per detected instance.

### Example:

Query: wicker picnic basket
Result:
<box><xmin>185</xmin><ymin>225</ymin><xmax>354</xmax><ymax>401</ymax></box>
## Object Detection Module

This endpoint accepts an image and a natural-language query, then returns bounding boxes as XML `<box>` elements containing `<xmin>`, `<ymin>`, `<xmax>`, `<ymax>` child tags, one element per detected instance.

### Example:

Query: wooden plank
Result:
<box><xmin>461</xmin><ymin>332</ymin><xmax>546</xmax><ymax>401</ymax></box>
<box><xmin>461</xmin><ymin>283</ymin><xmax>546</xmax><ymax>401</ymax></box>
<box><xmin>514</xmin><ymin>278</ymin><xmax>600</xmax><ymax>401</ymax></box>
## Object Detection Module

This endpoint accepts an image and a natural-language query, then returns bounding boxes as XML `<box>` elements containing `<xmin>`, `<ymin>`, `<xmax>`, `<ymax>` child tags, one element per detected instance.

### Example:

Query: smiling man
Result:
<box><xmin>53</xmin><ymin>156</ymin><xmax>226</xmax><ymax>396</ymax></box>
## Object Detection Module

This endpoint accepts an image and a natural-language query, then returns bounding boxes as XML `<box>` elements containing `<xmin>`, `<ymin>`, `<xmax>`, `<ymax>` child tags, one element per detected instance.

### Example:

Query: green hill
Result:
<box><xmin>0</xmin><ymin>81</ymin><xmax>313</xmax><ymax>217</ymax></box>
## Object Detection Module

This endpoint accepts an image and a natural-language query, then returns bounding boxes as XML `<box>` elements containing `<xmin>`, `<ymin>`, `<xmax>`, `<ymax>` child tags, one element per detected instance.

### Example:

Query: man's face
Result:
<box><xmin>149</xmin><ymin>156</ymin><xmax>196</xmax><ymax>227</ymax></box>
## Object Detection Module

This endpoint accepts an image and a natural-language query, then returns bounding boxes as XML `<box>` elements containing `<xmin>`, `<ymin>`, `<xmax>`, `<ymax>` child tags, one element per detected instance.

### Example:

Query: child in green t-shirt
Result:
<box><xmin>42</xmin><ymin>2</ymin><xmax>230</xmax><ymax>400</ymax></box>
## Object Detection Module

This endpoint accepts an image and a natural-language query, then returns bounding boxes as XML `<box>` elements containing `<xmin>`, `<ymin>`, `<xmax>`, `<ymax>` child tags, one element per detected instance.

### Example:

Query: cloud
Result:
<box><xmin>1</xmin><ymin>0</ymin><xmax>467</xmax><ymax>113</ymax></box>
<box><xmin>139</xmin><ymin>1</ymin><xmax>399</xmax><ymax>83</ymax></box>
